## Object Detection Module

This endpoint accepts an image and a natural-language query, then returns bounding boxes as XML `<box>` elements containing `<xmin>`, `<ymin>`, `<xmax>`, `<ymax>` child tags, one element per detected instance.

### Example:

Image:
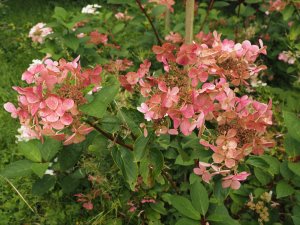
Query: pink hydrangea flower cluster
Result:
<box><xmin>4</xmin><ymin>56</ymin><xmax>102</xmax><ymax>145</ymax></box>
<box><xmin>28</xmin><ymin>22</ymin><xmax>53</xmax><ymax>43</ymax></box>
<box><xmin>119</xmin><ymin>31</ymin><xmax>273</xmax><ymax>189</ymax></box>
<box><xmin>165</xmin><ymin>32</ymin><xmax>183</xmax><ymax>44</ymax></box>
<box><xmin>115</xmin><ymin>12</ymin><xmax>133</xmax><ymax>21</ymax></box>
<box><xmin>278</xmin><ymin>51</ymin><xmax>297</xmax><ymax>64</ymax></box>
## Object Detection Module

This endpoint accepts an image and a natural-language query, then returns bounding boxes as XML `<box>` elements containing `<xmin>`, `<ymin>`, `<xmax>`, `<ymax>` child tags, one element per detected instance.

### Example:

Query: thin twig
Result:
<box><xmin>86</xmin><ymin>120</ymin><xmax>133</xmax><ymax>151</ymax></box>
<box><xmin>199</xmin><ymin>0</ymin><xmax>215</xmax><ymax>32</ymax></box>
<box><xmin>162</xmin><ymin>170</ymin><xmax>180</xmax><ymax>193</ymax></box>
<box><xmin>135</xmin><ymin>0</ymin><xmax>162</xmax><ymax>45</ymax></box>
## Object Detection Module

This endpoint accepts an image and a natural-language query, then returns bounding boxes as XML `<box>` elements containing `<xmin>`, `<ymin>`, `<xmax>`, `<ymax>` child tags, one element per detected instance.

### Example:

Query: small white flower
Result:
<box><xmin>15</xmin><ymin>125</ymin><xmax>37</xmax><ymax>143</ymax></box>
<box><xmin>45</xmin><ymin>169</ymin><xmax>55</xmax><ymax>176</ymax></box>
<box><xmin>81</xmin><ymin>4</ymin><xmax>101</xmax><ymax>14</ymax></box>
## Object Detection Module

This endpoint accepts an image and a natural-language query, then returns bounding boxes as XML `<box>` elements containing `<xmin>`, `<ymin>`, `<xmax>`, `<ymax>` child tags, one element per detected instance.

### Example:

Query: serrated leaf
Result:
<box><xmin>32</xmin><ymin>175</ymin><xmax>56</xmax><ymax>195</ymax></box>
<box><xmin>58</xmin><ymin>143</ymin><xmax>84</xmax><ymax>171</ymax></box>
<box><xmin>284</xmin><ymin>134</ymin><xmax>300</xmax><ymax>157</ymax></box>
<box><xmin>111</xmin><ymin>147</ymin><xmax>138</xmax><ymax>190</ymax></box>
<box><xmin>283</xmin><ymin>111</ymin><xmax>300</xmax><ymax>140</ymax></box>
<box><xmin>288</xmin><ymin>162</ymin><xmax>300</xmax><ymax>177</ymax></box>
<box><xmin>18</xmin><ymin>140</ymin><xmax>42</xmax><ymax>162</ymax></box>
<box><xmin>39</xmin><ymin>137</ymin><xmax>62</xmax><ymax>161</ymax></box>
<box><xmin>80</xmin><ymin>76</ymin><xmax>119</xmax><ymax>118</ymax></box>
<box><xmin>190</xmin><ymin>180</ymin><xmax>209</xmax><ymax>215</ymax></box>
<box><xmin>175</xmin><ymin>218</ymin><xmax>199</xmax><ymax>225</ymax></box>
<box><xmin>134</xmin><ymin>135</ymin><xmax>151</xmax><ymax>161</ymax></box>
<box><xmin>276</xmin><ymin>180</ymin><xmax>294</xmax><ymax>198</ymax></box>
<box><xmin>31</xmin><ymin>163</ymin><xmax>49</xmax><ymax>178</ymax></box>
<box><xmin>170</xmin><ymin>195</ymin><xmax>201</xmax><ymax>220</ymax></box>
<box><xmin>112</xmin><ymin>23</ymin><xmax>125</xmax><ymax>34</ymax></box>
<box><xmin>0</xmin><ymin>160</ymin><xmax>32</xmax><ymax>178</ymax></box>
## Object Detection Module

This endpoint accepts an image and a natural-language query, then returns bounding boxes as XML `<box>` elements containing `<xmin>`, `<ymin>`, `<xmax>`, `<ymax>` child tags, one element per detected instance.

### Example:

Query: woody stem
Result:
<box><xmin>185</xmin><ymin>0</ymin><xmax>195</xmax><ymax>44</ymax></box>
<box><xmin>86</xmin><ymin>120</ymin><xmax>133</xmax><ymax>151</ymax></box>
<box><xmin>135</xmin><ymin>0</ymin><xmax>162</xmax><ymax>45</ymax></box>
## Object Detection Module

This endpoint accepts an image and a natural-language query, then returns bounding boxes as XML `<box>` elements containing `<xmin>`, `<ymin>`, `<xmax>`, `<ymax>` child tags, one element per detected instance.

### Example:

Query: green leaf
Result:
<box><xmin>100</xmin><ymin>115</ymin><xmax>121</xmax><ymax>133</ymax></box>
<box><xmin>80</xmin><ymin>76</ymin><xmax>119</xmax><ymax>118</ymax></box>
<box><xmin>18</xmin><ymin>140</ymin><xmax>42</xmax><ymax>162</ymax></box>
<box><xmin>39</xmin><ymin>137</ymin><xmax>62</xmax><ymax>161</ymax></box>
<box><xmin>152</xmin><ymin>5</ymin><xmax>167</xmax><ymax>17</ymax></box>
<box><xmin>118</xmin><ymin>108</ymin><xmax>143</xmax><ymax>137</ymax></box>
<box><xmin>53</xmin><ymin>7</ymin><xmax>68</xmax><ymax>21</ymax></box>
<box><xmin>64</xmin><ymin>35</ymin><xmax>80</xmax><ymax>51</ymax></box>
<box><xmin>276</xmin><ymin>180</ymin><xmax>295</xmax><ymax>198</ymax></box>
<box><xmin>284</xmin><ymin>134</ymin><xmax>300</xmax><ymax>157</ymax></box>
<box><xmin>32</xmin><ymin>175</ymin><xmax>56</xmax><ymax>195</ymax></box>
<box><xmin>0</xmin><ymin>160</ymin><xmax>32</xmax><ymax>178</ymax></box>
<box><xmin>170</xmin><ymin>195</ymin><xmax>201</xmax><ymax>220</ymax></box>
<box><xmin>246</xmin><ymin>156</ymin><xmax>269</xmax><ymax>170</ymax></box>
<box><xmin>150</xmin><ymin>201</ymin><xmax>167</xmax><ymax>215</ymax></box>
<box><xmin>60</xmin><ymin>175</ymin><xmax>81</xmax><ymax>194</ymax></box>
<box><xmin>58</xmin><ymin>144</ymin><xmax>84</xmax><ymax>171</ymax></box>
<box><xmin>259</xmin><ymin>155</ymin><xmax>280</xmax><ymax>175</ymax></box>
<box><xmin>111</xmin><ymin>147</ymin><xmax>138</xmax><ymax>190</ymax></box>
<box><xmin>31</xmin><ymin>163</ymin><xmax>49</xmax><ymax>178</ymax></box>
<box><xmin>190</xmin><ymin>180</ymin><xmax>209</xmax><ymax>215</ymax></box>
<box><xmin>254</xmin><ymin>167</ymin><xmax>272</xmax><ymax>185</ymax></box>
<box><xmin>112</xmin><ymin>23</ymin><xmax>125</xmax><ymax>34</ymax></box>
<box><xmin>283</xmin><ymin>111</ymin><xmax>300</xmax><ymax>140</ymax></box>
<box><xmin>134</xmin><ymin>135</ymin><xmax>151</xmax><ymax>161</ymax></box>
<box><xmin>175</xmin><ymin>218</ymin><xmax>199</xmax><ymax>225</ymax></box>
<box><xmin>288</xmin><ymin>162</ymin><xmax>300</xmax><ymax>177</ymax></box>
<box><xmin>281</xmin><ymin>5</ymin><xmax>294</xmax><ymax>21</ymax></box>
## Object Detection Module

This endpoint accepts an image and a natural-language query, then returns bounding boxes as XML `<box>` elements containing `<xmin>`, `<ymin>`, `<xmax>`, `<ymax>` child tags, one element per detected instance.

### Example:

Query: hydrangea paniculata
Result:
<box><xmin>4</xmin><ymin>56</ymin><xmax>102</xmax><ymax>145</ymax></box>
<box><xmin>28</xmin><ymin>23</ymin><xmax>53</xmax><ymax>43</ymax></box>
<box><xmin>119</xmin><ymin>31</ymin><xmax>274</xmax><ymax>189</ymax></box>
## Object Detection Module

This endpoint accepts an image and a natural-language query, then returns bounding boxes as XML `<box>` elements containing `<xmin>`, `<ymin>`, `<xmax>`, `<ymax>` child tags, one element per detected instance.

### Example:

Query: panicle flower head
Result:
<box><xmin>4</xmin><ymin>56</ymin><xmax>102</xmax><ymax>145</ymax></box>
<box><xmin>120</xmin><ymin>31</ymin><xmax>273</xmax><ymax>189</ymax></box>
<box><xmin>28</xmin><ymin>22</ymin><xmax>53</xmax><ymax>43</ymax></box>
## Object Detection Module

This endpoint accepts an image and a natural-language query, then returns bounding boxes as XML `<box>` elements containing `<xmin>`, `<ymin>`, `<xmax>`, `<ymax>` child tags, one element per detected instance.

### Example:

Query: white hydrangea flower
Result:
<box><xmin>15</xmin><ymin>125</ymin><xmax>37</xmax><ymax>143</ymax></box>
<box><xmin>81</xmin><ymin>4</ymin><xmax>102</xmax><ymax>14</ymax></box>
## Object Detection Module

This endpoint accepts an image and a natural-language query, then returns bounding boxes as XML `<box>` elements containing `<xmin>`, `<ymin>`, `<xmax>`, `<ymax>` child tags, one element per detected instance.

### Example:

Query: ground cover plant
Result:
<box><xmin>1</xmin><ymin>0</ymin><xmax>300</xmax><ymax>224</ymax></box>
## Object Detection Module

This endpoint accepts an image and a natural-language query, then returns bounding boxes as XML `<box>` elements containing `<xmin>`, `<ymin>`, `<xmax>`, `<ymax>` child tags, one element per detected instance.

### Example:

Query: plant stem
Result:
<box><xmin>199</xmin><ymin>0</ymin><xmax>215</xmax><ymax>32</ymax></box>
<box><xmin>86</xmin><ymin>120</ymin><xmax>134</xmax><ymax>151</ymax></box>
<box><xmin>135</xmin><ymin>0</ymin><xmax>162</xmax><ymax>45</ymax></box>
<box><xmin>185</xmin><ymin>0</ymin><xmax>195</xmax><ymax>44</ymax></box>
<box><xmin>165</xmin><ymin>8</ymin><xmax>170</xmax><ymax>32</ymax></box>
<box><xmin>162</xmin><ymin>170</ymin><xmax>180</xmax><ymax>193</ymax></box>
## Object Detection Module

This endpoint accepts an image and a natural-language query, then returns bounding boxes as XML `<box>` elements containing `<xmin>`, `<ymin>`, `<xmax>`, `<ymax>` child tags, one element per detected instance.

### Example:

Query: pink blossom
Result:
<box><xmin>222</xmin><ymin>172</ymin><xmax>250</xmax><ymax>190</ymax></box>
<box><xmin>28</xmin><ymin>23</ymin><xmax>52</xmax><ymax>43</ymax></box>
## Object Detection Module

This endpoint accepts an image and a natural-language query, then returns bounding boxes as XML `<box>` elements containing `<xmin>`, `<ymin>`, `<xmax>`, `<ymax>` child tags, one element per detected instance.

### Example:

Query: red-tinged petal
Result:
<box><xmin>199</xmin><ymin>71</ymin><xmax>208</xmax><ymax>82</ymax></box>
<box><xmin>4</xmin><ymin>102</ymin><xmax>17</xmax><ymax>113</ymax></box>
<box><xmin>82</xmin><ymin>202</ymin><xmax>93</xmax><ymax>210</ymax></box>
<box><xmin>62</xmin><ymin>99</ymin><xmax>74</xmax><ymax>111</ymax></box>
<box><xmin>225</xmin><ymin>158</ymin><xmax>236</xmax><ymax>168</ymax></box>
<box><xmin>45</xmin><ymin>96</ymin><xmax>59</xmax><ymax>110</ymax></box>
<box><xmin>212</xmin><ymin>153</ymin><xmax>224</xmax><ymax>163</ymax></box>
<box><xmin>202</xmin><ymin>172</ymin><xmax>212</xmax><ymax>183</ymax></box>
<box><xmin>193</xmin><ymin>168</ymin><xmax>203</xmax><ymax>175</ymax></box>
<box><xmin>168</xmin><ymin>129</ymin><xmax>178</xmax><ymax>135</ymax></box>
<box><xmin>230</xmin><ymin>180</ymin><xmax>241</xmax><ymax>190</ymax></box>
<box><xmin>51</xmin><ymin>121</ymin><xmax>65</xmax><ymax>130</ymax></box>
<box><xmin>60</xmin><ymin>113</ymin><xmax>73</xmax><ymax>125</ymax></box>
<box><xmin>63</xmin><ymin>133</ymin><xmax>76</xmax><ymax>145</ymax></box>
<box><xmin>222</xmin><ymin>179</ymin><xmax>232</xmax><ymax>189</ymax></box>
<box><xmin>46</xmin><ymin>113</ymin><xmax>59</xmax><ymax>122</ymax></box>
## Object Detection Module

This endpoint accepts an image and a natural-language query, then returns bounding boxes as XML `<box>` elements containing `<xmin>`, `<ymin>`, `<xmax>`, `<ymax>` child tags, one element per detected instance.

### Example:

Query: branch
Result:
<box><xmin>185</xmin><ymin>0</ymin><xmax>195</xmax><ymax>44</ymax></box>
<box><xmin>86</xmin><ymin>120</ymin><xmax>133</xmax><ymax>151</ymax></box>
<box><xmin>135</xmin><ymin>0</ymin><xmax>162</xmax><ymax>45</ymax></box>
<box><xmin>199</xmin><ymin>0</ymin><xmax>215</xmax><ymax>32</ymax></box>
<box><xmin>162</xmin><ymin>170</ymin><xmax>180</xmax><ymax>193</ymax></box>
